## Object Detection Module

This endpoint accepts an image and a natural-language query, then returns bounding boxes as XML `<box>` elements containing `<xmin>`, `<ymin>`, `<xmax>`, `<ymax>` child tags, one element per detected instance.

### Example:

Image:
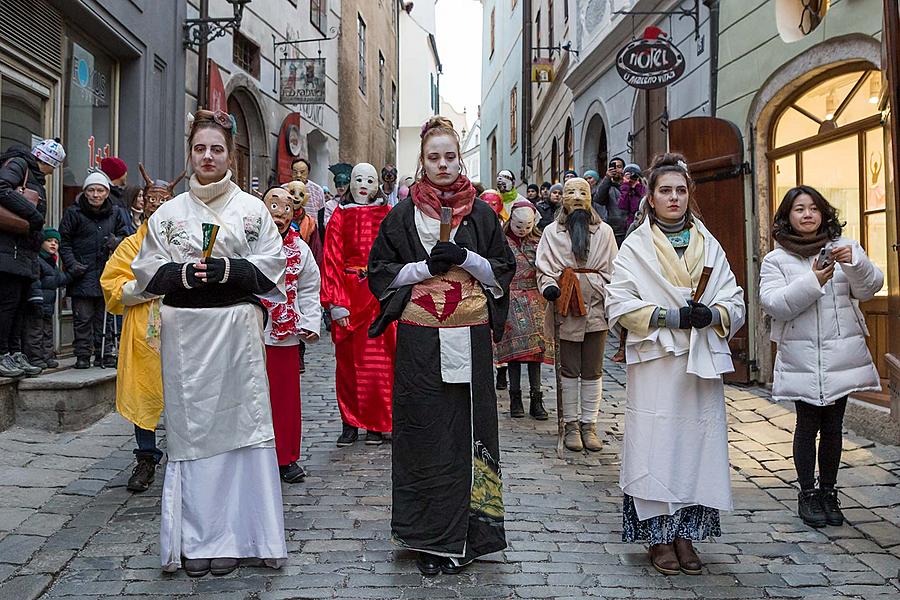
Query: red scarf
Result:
<box><xmin>411</xmin><ymin>175</ymin><xmax>475</xmax><ymax>228</ymax></box>
<box><xmin>261</xmin><ymin>228</ymin><xmax>304</xmax><ymax>341</ymax></box>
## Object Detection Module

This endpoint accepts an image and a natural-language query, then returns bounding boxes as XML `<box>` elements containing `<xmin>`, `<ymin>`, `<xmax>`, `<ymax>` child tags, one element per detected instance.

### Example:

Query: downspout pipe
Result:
<box><xmin>522</xmin><ymin>0</ymin><xmax>533</xmax><ymax>182</ymax></box>
<box><xmin>703</xmin><ymin>0</ymin><xmax>719</xmax><ymax>117</ymax></box>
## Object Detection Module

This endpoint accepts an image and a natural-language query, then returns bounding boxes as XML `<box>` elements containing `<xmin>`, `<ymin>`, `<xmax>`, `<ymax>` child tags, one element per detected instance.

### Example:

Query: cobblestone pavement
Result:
<box><xmin>0</xmin><ymin>338</ymin><xmax>899</xmax><ymax>599</ymax></box>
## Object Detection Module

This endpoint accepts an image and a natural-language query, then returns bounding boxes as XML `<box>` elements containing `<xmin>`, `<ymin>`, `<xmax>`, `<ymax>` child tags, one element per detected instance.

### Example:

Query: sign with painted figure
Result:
<box><xmin>531</xmin><ymin>58</ymin><xmax>554</xmax><ymax>83</ymax></box>
<box><xmin>280</xmin><ymin>58</ymin><xmax>326</xmax><ymax>105</ymax></box>
<box><xmin>615</xmin><ymin>26</ymin><xmax>685</xmax><ymax>90</ymax></box>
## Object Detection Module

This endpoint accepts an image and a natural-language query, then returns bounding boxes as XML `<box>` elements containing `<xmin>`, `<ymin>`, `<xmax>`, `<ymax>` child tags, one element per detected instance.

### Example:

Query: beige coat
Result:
<box><xmin>536</xmin><ymin>220</ymin><xmax>618</xmax><ymax>341</ymax></box>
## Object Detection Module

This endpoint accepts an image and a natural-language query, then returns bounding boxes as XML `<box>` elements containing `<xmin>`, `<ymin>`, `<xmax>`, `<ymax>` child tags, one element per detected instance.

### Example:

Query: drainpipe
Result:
<box><xmin>197</xmin><ymin>0</ymin><xmax>209</xmax><ymax>109</ymax></box>
<box><xmin>704</xmin><ymin>0</ymin><xmax>719</xmax><ymax>117</ymax></box>
<box><xmin>522</xmin><ymin>0</ymin><xmax>533</xmax><ymax>181</ymax></box>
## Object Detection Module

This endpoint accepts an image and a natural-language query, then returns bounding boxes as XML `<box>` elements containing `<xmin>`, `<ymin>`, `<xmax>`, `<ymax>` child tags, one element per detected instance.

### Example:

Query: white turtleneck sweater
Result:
<box><xmin>189</xmin><ymin>170</ymin><xmax>240</xmax><ymax>211</ymax></box>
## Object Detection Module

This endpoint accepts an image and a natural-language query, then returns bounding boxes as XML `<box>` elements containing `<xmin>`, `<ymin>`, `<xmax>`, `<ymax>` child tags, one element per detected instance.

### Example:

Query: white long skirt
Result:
<box><xmin>160</xmin><ymin>442</ymin><xmax>287</xmax><ymax>571</ymax></box>
<box><xmin>619</xmin><ymin>353</ymin><xmax>732</xmax><ymax>522</ymax></box>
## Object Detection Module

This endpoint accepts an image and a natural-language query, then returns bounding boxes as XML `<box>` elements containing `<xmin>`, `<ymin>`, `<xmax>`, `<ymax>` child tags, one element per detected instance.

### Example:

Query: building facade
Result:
<box><xmin>1</xmin><ymin>0</ymin><xmax>187</xmax><ymax>349</ymax></box>
<box><xmin>185</xmin><ymin>0</ymin><xmax>341</xmax><ymax>192</ymax></box>
<box><xmin>338</xmin><ymin>0</ymin><xmax>400</xmax><ymax>171</ymax></box>
<box><xmin>397</xmin><ymin>0</ymin><xmax>440</xmax><ymax>181</ymax></box>
<box><xmin>480</xmin><ymin>0</ymin><xmax>524</xmax><ymax>189</ymax></box>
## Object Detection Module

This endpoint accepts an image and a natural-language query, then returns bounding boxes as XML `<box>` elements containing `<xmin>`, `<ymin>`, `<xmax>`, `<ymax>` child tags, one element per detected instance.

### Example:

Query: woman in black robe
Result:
<box><xmin>368</xmin><ymin>116</ymin><xmax>515</xmax><ymax>576</ymax></box>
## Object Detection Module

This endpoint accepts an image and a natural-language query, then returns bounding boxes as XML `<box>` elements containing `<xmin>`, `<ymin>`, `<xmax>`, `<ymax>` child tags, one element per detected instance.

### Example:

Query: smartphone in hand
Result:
<box><xmin>816</xmin><ymin>246</ymin><xmax>833</xmax><ymax>270</ymax></box>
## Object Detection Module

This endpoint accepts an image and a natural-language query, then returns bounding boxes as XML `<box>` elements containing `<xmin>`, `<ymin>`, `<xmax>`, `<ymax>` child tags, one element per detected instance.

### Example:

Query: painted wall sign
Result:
<box><xmin>531</xmin><ymin>58</ymin><xmax>554</xmax><ymax>83</ymax></box>
<box><xmin>615</xmin><ymin>27</ymin><xmax>685</xmax><ymax>90</ymax></box>
<box><xmin>276</xmin><ymin>113</ymin><xmax>304</xmax><ymax>183</ymax></box>
<box><xmin>280</xmin><ymin>58</ymin><xmax>326</xmax><ymax>105</ymax></box>
<box><xmin>208</xmin><ymin>60</ymin><xmax>227</xmax><ymax>112</ymax></box>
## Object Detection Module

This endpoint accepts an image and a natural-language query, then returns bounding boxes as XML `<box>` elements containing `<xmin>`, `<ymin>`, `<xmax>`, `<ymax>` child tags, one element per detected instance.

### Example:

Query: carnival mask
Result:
<box><xmin>282</xmin><ymin>180</ymin><xmax>308</xmax><ymax>211</ymax></box>
<box><xmin>350</xmin><ymin>163</ymin><xmax>378</xmax><ymax>204</ymax></box>
<box><xmin>138</xmin><ymin>163</ymin><xmax>185</xmax><ymax>215</ymax></box>
<box><xmin>481</xmin><ymin>189</ymin><xmax>504</xmax><ymax>217</ymax></box>
<box><xmin>496</xmin><ymin>170</ymin><xmax>515</xmax><ymax>193</ymax></box>
<box><xmin>562</xmin><ymin>177</ymin><xmax>593</xmax><ymax>214</ymax></box>
<box><xmin>291</xmin><ymin>160</ymin><xmax>309</xmax><ymax>183</ymax></box>
<box><xmin>509</xmin><ymin>205</ymin><xmax>536</xmax><ymax>238</ymax></box>
<box><xmin>264</xmin><ymin>187</ymin><xmax>294</xmax><ymax>234</ymax></box>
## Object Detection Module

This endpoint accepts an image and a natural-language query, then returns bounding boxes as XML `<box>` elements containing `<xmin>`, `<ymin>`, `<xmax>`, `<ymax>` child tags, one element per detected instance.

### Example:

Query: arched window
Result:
<box><xmin>564</xmin><ymin>118</ymin><xmax>574</xmax><ymax>171</ymax></box>
<box><xmin>551</xmin><ymin>137</ymin><xmax>559</xmax><ymax>182</ymax></box>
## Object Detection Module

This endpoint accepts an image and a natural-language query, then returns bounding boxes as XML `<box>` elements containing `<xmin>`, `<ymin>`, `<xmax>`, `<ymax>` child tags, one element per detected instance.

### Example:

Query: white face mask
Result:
<box><xmin>509</xmin><ymin>207</ymin><xmax>535</xmax><ymax>238</ymax></box>
<box><xmin>350</xmin><ymin>163</ymin><xmax>378</xmax><ymax>203</ymax></box>
<box><xmin>497</xmin><ymin>171</ymin><xmax>514</xmax><ymax>192</ymax></box>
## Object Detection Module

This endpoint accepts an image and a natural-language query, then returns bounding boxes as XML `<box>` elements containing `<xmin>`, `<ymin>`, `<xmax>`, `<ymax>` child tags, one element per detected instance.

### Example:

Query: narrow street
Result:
<box><xmin>0</xmin><ymin>339</ymin><xmax>898</xmax><ymax>599</ymax></box>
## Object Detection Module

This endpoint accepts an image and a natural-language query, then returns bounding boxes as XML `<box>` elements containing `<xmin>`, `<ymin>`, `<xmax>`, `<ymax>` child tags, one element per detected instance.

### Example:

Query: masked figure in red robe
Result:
<box><xmin>321</xmin><ymin>162</ymin><xmax>396</xmax><ymax>446</ymax></box>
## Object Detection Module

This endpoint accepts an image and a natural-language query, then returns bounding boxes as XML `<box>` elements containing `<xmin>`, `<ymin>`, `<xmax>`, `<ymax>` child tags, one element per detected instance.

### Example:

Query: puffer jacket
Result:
<box><xmin>759</xmin><ymin>237</ymin><xmax>883</xmax><ymax>406</ymax></box>
<box><xmin>0</xmin><ymin>145</ymin><xmax>47</xmax><ymax>279</ymax></box>
<box><xmin>33</xmin><ymin>252</ymin><xmax>74</xmax><ymax>317</ymax></box>
<box><xmin>59</xmin><ymin>194</ymin><xmax>130</xmax><ymax>298</ymax></box>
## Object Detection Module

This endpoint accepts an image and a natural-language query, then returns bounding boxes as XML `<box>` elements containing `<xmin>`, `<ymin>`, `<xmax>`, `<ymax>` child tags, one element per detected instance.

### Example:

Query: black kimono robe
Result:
<box><xmin>368</xmin><ymin>197</ymin><xmax>515</xmax><ymax>561</ymax></box>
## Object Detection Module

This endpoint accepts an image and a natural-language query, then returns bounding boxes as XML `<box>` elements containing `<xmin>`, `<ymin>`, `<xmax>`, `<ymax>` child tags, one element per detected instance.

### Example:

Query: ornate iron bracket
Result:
<box><xmin>183</xmin><ymin>1</ymin><xmax>250</xmax><ymax>50</ymax></box>
<box><xmin>531</xmin><ymin>41</ymin><xmax>580</xmax><ymax>57</ymax></box>
<box><xmin>614</xmin><ymin>0</ymin><xmax>701</xmax><ymax>41</ymax></box>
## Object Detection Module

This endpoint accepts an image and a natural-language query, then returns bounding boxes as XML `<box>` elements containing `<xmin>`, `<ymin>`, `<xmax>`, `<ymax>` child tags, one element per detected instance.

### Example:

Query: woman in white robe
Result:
<box><xmin>606</xmin><ymin>153</ymin><xmax>745</xmax><ymax>577</ymax></box>
<box><xmin>131</xmin><ymin>110</ymin><xmax>287</xmax><ymax>577</ymax></box>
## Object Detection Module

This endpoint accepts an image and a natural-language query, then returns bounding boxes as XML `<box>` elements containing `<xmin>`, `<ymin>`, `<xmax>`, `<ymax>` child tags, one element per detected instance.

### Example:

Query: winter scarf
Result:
<box><xmin>260</xmin><ymin>228</ymin><xmax>305</xmax><ymax>340</ymax></box>
<box><xmin>774</xmin><ymin>229</ymin><xmax>832</xmax><ymax>258</ymax></box>
<box><xmin>411</xmin><ymin>175</ymin><xmax>475</xmax><ymax>228</ymax></box>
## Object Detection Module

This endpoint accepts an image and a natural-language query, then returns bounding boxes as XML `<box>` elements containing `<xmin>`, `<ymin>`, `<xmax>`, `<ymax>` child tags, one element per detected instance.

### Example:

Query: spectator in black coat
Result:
<box><xmin>536</xmin><ymin>183</ymin><xmax>562</xmax><ymax>230</ymax></box>
<box><xmin>59</xmin><ymin>171</ymin><xmax>130</xmax><ymax>369</ymax></box>
<box><xmin>23</xmin><ymin>228</ymin><xmax>84</xmax><ymax>368</ymax></box>
<box><xmin>596</xmin><ymin>156</ymin><xmax>629</xmax><ymax>246</ymax></box>
<box><xmin>0</xmin><ymin>139</ymin><xmax>65</xmax><ymax>377</ymax></box>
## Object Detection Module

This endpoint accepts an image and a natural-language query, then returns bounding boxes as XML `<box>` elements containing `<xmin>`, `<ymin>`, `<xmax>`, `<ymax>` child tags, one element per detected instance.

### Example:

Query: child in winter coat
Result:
<box><xmin>760</xmin><ymin>185</ymin><xmax>883</xmax><ymax>530</ymax></box>
<box><xmin>24</xmin><ymin>228</ymin><xmax>85</xmax><ymax>368</ymax></box>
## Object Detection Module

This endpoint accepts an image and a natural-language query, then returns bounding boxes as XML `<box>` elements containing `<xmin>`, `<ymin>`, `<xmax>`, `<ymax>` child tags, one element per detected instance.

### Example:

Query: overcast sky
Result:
<box><xmin>434</xmin><ymin>0</ymin><xmax>483</xmax><ymax>130</ymax></box>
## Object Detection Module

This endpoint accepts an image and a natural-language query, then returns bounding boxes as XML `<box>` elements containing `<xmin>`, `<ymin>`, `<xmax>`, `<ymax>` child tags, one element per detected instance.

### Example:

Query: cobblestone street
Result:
<box><xmin>0</xmin><ymin>338</ymin><xmax>899</xmax><ymax>599</ymax></box>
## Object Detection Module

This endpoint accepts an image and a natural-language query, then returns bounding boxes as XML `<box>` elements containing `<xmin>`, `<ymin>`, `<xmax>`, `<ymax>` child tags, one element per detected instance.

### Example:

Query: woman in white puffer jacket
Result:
<box><xmin>760</xmin><ymin>185</ymin><xmax>883</xmax><ymax>531</ymax></box>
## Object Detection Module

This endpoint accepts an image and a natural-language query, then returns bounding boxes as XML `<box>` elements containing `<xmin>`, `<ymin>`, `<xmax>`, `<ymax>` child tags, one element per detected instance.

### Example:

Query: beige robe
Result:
<box><xmin>535</xmin><ymin>219</ymin><xmax>617</xmax><ymax>342</ymax></box>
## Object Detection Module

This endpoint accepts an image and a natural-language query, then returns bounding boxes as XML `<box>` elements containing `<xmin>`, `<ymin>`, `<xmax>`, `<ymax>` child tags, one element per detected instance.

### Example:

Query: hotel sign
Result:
<box><xmin>616</xmin><ymin>29</ymin><xmax>685</xmax><ymax>90</ymax></box>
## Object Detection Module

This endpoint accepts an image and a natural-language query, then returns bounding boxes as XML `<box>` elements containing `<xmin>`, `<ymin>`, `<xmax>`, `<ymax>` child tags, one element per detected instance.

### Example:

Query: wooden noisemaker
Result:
<box><xmin>439</xmin><ymin>207</ymin><xmax>453</xmax><ymax>242</ymax></box>
<box><xmin>692</xmin><ymin>266</ymin><xmax>713</xmax><ymax>302</ymax></box>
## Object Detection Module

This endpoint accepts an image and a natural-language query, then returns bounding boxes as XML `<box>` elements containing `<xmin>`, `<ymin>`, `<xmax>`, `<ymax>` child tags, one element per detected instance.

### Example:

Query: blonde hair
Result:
<box><xmin>416</xmin><ymin>116</ymin><xmax>466</xmax><ymax>182</ymax></box>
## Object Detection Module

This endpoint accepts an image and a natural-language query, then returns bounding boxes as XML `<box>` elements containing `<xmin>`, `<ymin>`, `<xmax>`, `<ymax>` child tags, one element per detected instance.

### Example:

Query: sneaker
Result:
<box><xmin>45</xmin><ymin>358</ymin><xmax>59</xmax><ymax>369</ymax></box>
<box><xmin>102</xmin><ymin>354</ymin><xmax>117</xmax><ymax>369</ymax></box>
<box><xmin>11</xmin><ymin>352</ymin><xmax>41</xmax><ymax>376</ymax></box>
<box><xmin>127</xmin><ymin>457</ymin><xmax>156</xmax><ymax>492</ymax></box>
<box><xmin>74</xmin><ymin>356</ymin><xmax>91</xmax><ymax>369</ymax></box>
<box><xmin>365</xmin><ymin>431</ymin><xmax>384</xmax><ymax>445</ymax></box>
<box><xmin>0</xmin><ymin>353</ymin><xmax>24</xmax><ymax>377</ymax></box>
<box><xmin>820</xmin><ymin>488</ymin><xmax>844</xmax><ymax>526</ymax></box>
<box><xmin>28</xmin><ymin>357</ymin><xmax>48</xmax><ymax>369</ymax></box>
<box><xmin>93</xmin><ymin>355</ymin><xmax>103</xmax><ymax>367</ymax></box>
<box><xmin>279</xmin><ymin>462</ymin><xmax>307</xmax><ymax>483</ymax></box>
<box><xmin>336</xmin><ymin>423</ymin><xmax>358</xmax><ymax>447</ymax></box>
<box><xmin>798</xmin><ymin>489</ymin><xmax>827</xmax><ymax>528</ymax></box>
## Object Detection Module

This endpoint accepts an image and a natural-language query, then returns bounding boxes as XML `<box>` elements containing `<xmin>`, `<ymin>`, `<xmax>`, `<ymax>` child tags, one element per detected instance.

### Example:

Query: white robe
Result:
<box><xmin>131</xmin><ymin>184</ymin><xmax>288</xmax><ymax>569</ymax></box>
<box><xmin>606</xmin><ymin>218</ymin><xmax>745</xmax><ymax>521</ymax></box>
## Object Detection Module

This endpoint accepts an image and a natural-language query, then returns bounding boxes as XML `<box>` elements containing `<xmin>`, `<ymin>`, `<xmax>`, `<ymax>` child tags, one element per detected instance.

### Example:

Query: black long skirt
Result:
<box><xmin>391</xmin><ymin>322</ymin><xmax>507</xmax><ymax>561</ymax></box>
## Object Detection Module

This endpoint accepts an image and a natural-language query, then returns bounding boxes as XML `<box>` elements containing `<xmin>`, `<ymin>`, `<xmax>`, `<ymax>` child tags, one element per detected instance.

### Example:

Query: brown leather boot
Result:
<box><xmin>563</xmin><ymin>421</ymin><xmax>583</xmax><ymax>452</ymax></box>
<box><xmin>648</xmin><ymin>543</ymin><xmax>680</xmax><ymax>575</ymax></box>
<box><xmin>580</xmin><ymin>422</ymin><xmax>602</xmax><ymax>452</ymax></box>
<box><xmin>673</xmin><ymin>537</ymin><xmax>702</xmax><ymax>575</ymax></box>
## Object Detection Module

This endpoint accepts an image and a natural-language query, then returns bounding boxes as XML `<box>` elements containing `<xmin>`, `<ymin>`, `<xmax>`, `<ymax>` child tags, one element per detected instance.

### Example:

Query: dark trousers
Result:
<box><xmin>507</xmin><ymin>361</ymin><xmax>541</xmax><ymax>393</ymax></box>
<box><xmin>71</xmin><ymin>297</ymin><xmax>116</xmax><ymax>359</ymax></box>
<box><xmin>793</xmin><ymin>397</ymin><xmax>847</xmax><ymax>490</ymax></box>
<box><xmin>0</xmin><ymin>275</ymin><xmax>31</xmax><ymax>354</ymax></box>
<box><xmin>23</xmin><ymin>313</ymin><xmax>53</xmax><ymax>362</ymax></box>
<box><xmin>134</xmin><ymin>425</ymin><xmax>163</xmax><ymax>463</ymax></box>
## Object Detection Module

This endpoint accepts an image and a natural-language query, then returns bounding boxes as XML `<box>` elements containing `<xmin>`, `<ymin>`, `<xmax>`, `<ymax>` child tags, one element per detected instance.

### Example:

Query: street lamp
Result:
<box><xmin>185</xmin><ymin>0</ymin><xmax>252</xmax><ymax>109</ymax></box>
<box><xmin>183</xmin><ymin>0</ymin><xmax>252</xmax><ymax>49</ymax></box>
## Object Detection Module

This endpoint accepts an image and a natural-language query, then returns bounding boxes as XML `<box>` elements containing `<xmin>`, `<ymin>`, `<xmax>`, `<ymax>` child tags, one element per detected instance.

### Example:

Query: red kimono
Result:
<box><xmin>321</xmin><ymin>203</ymin><xmax>396</xmax><ymax>432</ymax></box>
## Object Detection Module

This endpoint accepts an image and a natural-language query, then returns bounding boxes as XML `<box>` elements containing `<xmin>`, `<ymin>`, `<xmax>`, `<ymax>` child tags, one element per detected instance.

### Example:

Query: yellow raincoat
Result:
<box><xmin>100</xmin><ymin>223</ymin><xmax>163</xmax><ymax>430</ymax></box>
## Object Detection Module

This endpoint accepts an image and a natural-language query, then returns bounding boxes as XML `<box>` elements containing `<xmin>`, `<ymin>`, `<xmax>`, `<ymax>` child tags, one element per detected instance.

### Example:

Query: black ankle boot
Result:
<box><xmin>495</xmin><ymin>366</ymin><xmax>508</xmax><ymax>390</ymax></box>
<box><xmin>798</xmin><ymin>489</ymin><xmax>827</xmax><ymax>528</ymax></box>
<box><xmin>509</xmin><ymin>390</ymin><xmax>525</xmax><ymax>418</ymax></box>
<box><xmin>820</xmin><ymin>487</ymin><xmax>844</xmax><ymax>526</ymax></box>
<box><xmin>529</xmin><ymin>388</ymin><xmax>548</xmax><ymax>420</ymax></box>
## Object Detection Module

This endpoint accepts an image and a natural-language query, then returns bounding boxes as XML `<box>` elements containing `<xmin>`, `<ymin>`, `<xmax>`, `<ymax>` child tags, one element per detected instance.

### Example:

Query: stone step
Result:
<box><xmin>14</xmin><ymin>364</ymin><xmax>116</xmax><ymax>433</ymax></box>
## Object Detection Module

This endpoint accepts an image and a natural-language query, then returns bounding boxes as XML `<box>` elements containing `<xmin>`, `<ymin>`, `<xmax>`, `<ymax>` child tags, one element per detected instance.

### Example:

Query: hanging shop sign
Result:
<box><xmin>208</xmin><ymin>60</ymin><xmax>227</xmax><ymax>112</ymax></box>
<box><xmin>615</xmin><ymin>27</ymin><xmax>685</xmax><ymax>90</ymax></box>
<box><xmin>276</xmin><ymin>113</ymin><xmax>305</xmax><ymax>183</ymax></box>
<box><xmin>279</xmin><ymin>58</ymin><xmax>326</xmax><ymax>105</ymax></box>
<box><xmin>531</xmin><ymin>58</ymin><xmax>554</xmax><ymax>83</ymax></box>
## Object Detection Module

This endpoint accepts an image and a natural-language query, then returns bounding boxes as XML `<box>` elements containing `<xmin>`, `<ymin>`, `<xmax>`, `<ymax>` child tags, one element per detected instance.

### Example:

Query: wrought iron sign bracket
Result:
<box><xmin>271</xmin><ymin>26</ymin><xmax>340</xmax><ymax>90</ymax></box>
<box><xmin>614</xmin><ymin>0</ymin><xmax>701</xmax><ymax>41</ymax></box>
<box><xmin>530</xmin><ymin>41</ymin><xmax>580</xmax><ymax>57</ymax></box>
<box><xmin>183</xmin><ymin>1</ymin><xmax>250</xmax><ymax>50</ymax></box>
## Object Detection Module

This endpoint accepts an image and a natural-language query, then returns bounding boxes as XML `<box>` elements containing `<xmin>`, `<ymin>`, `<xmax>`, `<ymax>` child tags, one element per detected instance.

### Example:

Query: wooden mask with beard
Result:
<box><xmin>562</xmin><ymin>177</ymin><xmax>592</xmax><ymax>215</ymax></box>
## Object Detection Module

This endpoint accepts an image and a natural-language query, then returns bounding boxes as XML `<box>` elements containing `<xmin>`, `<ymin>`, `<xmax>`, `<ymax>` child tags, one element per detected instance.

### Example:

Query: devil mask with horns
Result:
<box><xmin>138</xmin><ymin>163</ymin><xmax>185</xmax><ymax>210</ymax></box>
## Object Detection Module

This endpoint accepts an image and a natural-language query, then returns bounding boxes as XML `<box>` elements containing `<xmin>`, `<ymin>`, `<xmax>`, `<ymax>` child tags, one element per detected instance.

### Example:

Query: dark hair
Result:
<box><xmin>609</xmin><ymin>157</ymin><xmax>625</xmax><ymax>168</ymax></box>
<box><xmin>773</xmin><ymin>185</ymin><xmax>844</xmax><ymax>240</ymax></box>
<box><xmin>188</xmin><ymin>109</ymin><xmax>235</xmax><ymax>155</ymax></box>
<box><xmin>123</xmin><ymin>185</ymin><xmax>143</xmax><ymax>210</ymax></box>
<box><xmin>291</xmin><ymin>158</ymin><xmax>310</xmax><ymax>170</ymax></box>
<box><xmin>473</xmin><ymin>182</ymin><xmax>485</xmax><ymax>196</ymax></box>
<box><xmin>540</xmin><ymin>181</ymin><xmax>551</xmax><ymax>190</ymax></box>
<box><xmin>527</xmin><ymin>183</ymin><xmax>539</xmax><ymax>192</ymax></box>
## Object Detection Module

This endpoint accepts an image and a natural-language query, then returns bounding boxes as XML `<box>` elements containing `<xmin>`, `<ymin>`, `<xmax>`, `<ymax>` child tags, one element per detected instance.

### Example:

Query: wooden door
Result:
<box><xmin>669</xmin><ymin>117</ymin><xmax>750</xmax><ymax>383</ymax></box>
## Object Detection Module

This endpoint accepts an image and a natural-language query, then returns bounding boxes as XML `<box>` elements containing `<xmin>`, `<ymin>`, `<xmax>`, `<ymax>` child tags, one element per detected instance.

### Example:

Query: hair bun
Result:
<box><xmin>649</xmin><ymin>152</ymin><xmax>689</xmax><ymax>171</ymax></box>
<box><xmin>420</xmin><ymin>116</ymin><xmax>455</xmax><ymax>138</ymax></box>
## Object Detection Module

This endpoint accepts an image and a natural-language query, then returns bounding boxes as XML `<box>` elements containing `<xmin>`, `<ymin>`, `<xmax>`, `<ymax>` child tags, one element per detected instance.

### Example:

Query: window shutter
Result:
<box><xmin>0</xmin><ymin>0</ymin><xmax>64</xmax><ymax>74</ymax></box>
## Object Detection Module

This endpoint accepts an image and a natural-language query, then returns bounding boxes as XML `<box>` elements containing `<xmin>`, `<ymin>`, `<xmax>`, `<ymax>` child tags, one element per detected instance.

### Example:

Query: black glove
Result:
<box><xmin>688</xmin><ymin>300</ymin><xmax>713</xmax><ymax>329</ymax></box>
<box><xmin>678</xmin><ymin>305</ymin><xmax>693</xmax><ymax>329</ymax></box>
<box><xmin>429</xmin><ymin>241</ymin><xmax>468</xmax><ymax>266</ymax></box>
<box><xmin>426</xmin><ymin>256</ymin><xmax>451</xmax><ymax>276</ymax></box>
<box><xmin>542</xmin><ymin>285</ymin><xmax>561</xmax><ymax>301</ymax></box>
<box><xmin>104</xmin><ymin>235</ymin><xmax>121</xmax><ymax>254</ymax></box>
<box><xmin>184</xmin><ymin>263</ymin><xmax>205</xmax><ymax>288</ymax></box>
<box><xmin>201</xmin><ymin>257</ymin><xmax>227</xmax><ymax>284</ymax></box>
<box><xmin>68</xmin><ymin>263</ymin><xmax>88</xmax><ymax>278</ymax></box>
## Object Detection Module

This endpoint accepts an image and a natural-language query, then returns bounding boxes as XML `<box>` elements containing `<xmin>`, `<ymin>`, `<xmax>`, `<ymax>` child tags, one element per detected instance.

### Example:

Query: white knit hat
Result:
<box><xmin>31</xmin><ymin>139</ymin><xmax>66</xmax><ymax>169</ymax></box>
<box><xmin>82</xmin><ymin>171</ymin><xmax>110</xmax><ymax>190</ymax></box>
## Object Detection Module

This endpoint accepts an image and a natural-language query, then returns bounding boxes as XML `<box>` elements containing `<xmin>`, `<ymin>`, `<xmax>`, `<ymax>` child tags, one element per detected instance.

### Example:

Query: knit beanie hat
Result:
<box><xmin>42</xmin><ymin>227</ymin><xmax>61</xmax><ymax>242</ymax></box>
<box><xmin>100</xmin><ymin>157</ymin><xmax>128</xmax><ymax>181</ymax></box>
<box><xmin>31</xmin><ymin>138</ymin><xmax>66</xmax><ymax>168</ymax></box>
<box><xmin>550</xmin><ymin>183</ymin><xmax>563</xmax><ymax>193</ymax></box>
<box><xmin>527</xmin><ymin>183</ymin><xmax>539</xmax><ymax>193</ymax></box>
<box><xmin>624</xmin><ymin>163</ymin><xmax>642</xmax><ymax>176</ymax></box>
<box><xmin>583</xmin><ymin>169</ymin><xmax>601</xmax><ymax>181</ymax></box>
<box><xmin>83</xmin><ymin>171</ymin><xmax>110</xmax><ymax>190</ymax></box>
